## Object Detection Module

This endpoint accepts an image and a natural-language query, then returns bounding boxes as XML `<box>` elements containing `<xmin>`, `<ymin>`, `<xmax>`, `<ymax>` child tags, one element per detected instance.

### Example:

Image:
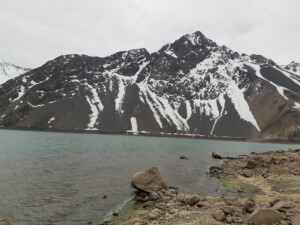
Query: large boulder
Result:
<box><xmin>250</xmin><ymin>208</ymin><xmax>283</xmax><ymax>225</ymax></box>
<box><xmin>131</xmin><ymin>167</ymin><xmax>168</xmax><ymax>193</ymax></box>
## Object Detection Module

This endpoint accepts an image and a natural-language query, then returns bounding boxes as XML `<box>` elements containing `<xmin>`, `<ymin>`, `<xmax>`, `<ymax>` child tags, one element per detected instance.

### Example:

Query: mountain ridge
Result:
<box><xmin>0</xmin><ymin>31</ymin><xmax>300</xmax><ymax>140</ymax></box>
<box><xmin>0</xmin><ymin>61</ymin><xmax>30</xmax><ymax>85</ymax></box>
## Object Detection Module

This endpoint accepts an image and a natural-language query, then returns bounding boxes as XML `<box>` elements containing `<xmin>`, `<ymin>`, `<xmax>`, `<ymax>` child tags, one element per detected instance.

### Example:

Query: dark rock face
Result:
<box><xmin>0</xmin><ymin>31</ymin><xmax>300</xmax><ymax>139</ymax></box>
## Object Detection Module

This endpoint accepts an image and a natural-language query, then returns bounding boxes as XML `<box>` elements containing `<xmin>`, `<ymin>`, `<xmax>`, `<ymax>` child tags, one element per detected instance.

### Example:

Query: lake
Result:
<box><xmin>0</xmin><ymin>129</ymin><xmax>298</xmax><ymax>225</ymax></box>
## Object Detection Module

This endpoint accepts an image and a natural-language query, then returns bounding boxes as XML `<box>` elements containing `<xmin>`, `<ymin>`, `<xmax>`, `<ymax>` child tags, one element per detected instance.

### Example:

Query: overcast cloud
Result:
<box><xmin>0</xmin><ymin>0</ymin><xmax>299</xmax><ymax>68</ymax></box>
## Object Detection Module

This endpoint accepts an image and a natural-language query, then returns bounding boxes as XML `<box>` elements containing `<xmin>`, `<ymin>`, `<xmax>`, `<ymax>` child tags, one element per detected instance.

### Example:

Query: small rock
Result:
<box><xmin>180</xmin><ymin>155</ymin><xmax>189</xmax><ymax>160</ymax></box>
<box><xmin>169</xmin><ymin>209</ymin><xmax>179</xmax><ymax>215</ymax></box>
<box><xmin>270</xmin><ymin>197</ymin><xmax>283</xmax><ymax>207</ymax></box>
<box><xmin>213</xmin><ymin>209</ymin><xmax>225</xmax><ymax>222</ymax></box>
<box><xmin>222</xmin><ymin>206</ymin><xmax>237</xmax><ymax>215</ymax></box>
<box><xmin>212</xmin><ymin>152</ymin><xmax>224</xmax><ymax>159</ymax></box>
<box><xmin>143</xmin><ymin>201</ymin><xmax>156</xmax><ymax>208</ymax></box>
<box><xmin>244</xmin><ymin>199</ymin><xmax>256</xmax><ymax>213</ymax></box>
<box><xmin>165</xmin><ymin>189</ymin><xmax>176</xmax><ymax>196</ymax></box>
<box><xmin>187</xmin><ymin>195</ymin><xmax>200</xmax><ymax>206</ymax></box>
<box><xmin>242</xmin><ymin>170</ymin><xmax>253</xmax><ymax>178</ymax></box>
<box><xmin>149</xmin><ymin>209</ymin><xmax>161</xmax><ymax>220</ymax></box>
<box><xmin>157</xmin><ymin>191</ymin><xmax>164</xmax><ymax>198</ymax></box>
<box><xmin>244</xmin><ymin>159</ymin><xmax>257</xmax><ymax>169</ymax></box>
<box><xmin>250</xmin><ymin>209</ymin><xmax>283</xmax><ymax>225</ymax></box>
<box><xmin>293</xmin><ymin>170</ymin><xmax>300</xmax><ymax>175</ymax></box>
<box><xmin>196</xmin><ymin>201</ymin><xmax>209</xmax><ymax>208</ymax></box>
<box><xmin>261</xmin><ymin>155</ymin><xmax>275</xmax><ymax>164</ymax></box>
<box><xmin>226</xmin><ymin>215</ymin><xmax>234</xmax><ymax>224</ymax></box>
<box><xmin>149</xmin><ymin>192</ymin><xmax>159</xmax><ymax>201</ymax></box>
<box><xmin>224</xmin><ymin>197</ymin><xmax>240</xmax><ymax>206</ymax></box>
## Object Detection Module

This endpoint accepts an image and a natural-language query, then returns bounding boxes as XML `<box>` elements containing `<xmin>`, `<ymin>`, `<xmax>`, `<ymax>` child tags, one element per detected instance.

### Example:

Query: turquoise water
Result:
<box><xmin>0</xmin><ymin>129</ymin><xmax>298</xmax><ymax>225</ymax></box>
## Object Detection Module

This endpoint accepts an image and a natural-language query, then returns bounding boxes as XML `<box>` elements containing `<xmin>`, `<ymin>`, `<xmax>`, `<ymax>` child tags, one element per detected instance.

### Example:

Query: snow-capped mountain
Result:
<box><xmin>0</xmin><ymin>31</ymin><xmax>300</xmax><ymax>140</ymax></box>
<box><xmin>0</xmin><ymin>61</ymin><xmax>30</xmax><ymax>85</ymax></box>
<box><xmin>282</xmin><ymin>61</ymin><xmax>300</xmax><ymax>76</ymax></box>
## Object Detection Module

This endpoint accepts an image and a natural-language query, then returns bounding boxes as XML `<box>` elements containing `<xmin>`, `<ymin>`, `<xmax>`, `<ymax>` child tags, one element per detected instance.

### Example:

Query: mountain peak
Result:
<box><xmin>180</xmin><ymin>31</ymin><xmax>216</xmax><ymax>47</ymax></box>
<box><xmin>284</xmin><ymin>61</ymin><xmax>300</xmax><ymax>75</ymax></box>
<box><xmin>0</xmin><ymin>60</ymin><xmax>30</xmax><ymax>85</ymax></box>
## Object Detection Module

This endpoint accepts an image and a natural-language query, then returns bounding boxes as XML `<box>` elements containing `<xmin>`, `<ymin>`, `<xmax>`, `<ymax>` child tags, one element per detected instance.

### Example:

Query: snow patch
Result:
<box><xmin>227</xmin><ymin>82</ymin><xmax>260</xmax><ymax>131</ymax></box>
<box><xmin>115</xmin><ymin>78</ymin><xmax>126</xmax><ymax>113</ymax></box>
<box><xmin>130</xmin><ymin>117</ymin><xmax>138</xmax><ymax>133</ymax></box>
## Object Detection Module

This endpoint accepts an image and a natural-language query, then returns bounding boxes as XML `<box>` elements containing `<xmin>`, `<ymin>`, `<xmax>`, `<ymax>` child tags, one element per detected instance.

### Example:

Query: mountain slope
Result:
<box><xmin>283</xmin><ymin>61</ymin><xmax>300</xmax><ymax>76</ymax></box>
<box><xmin>0</xmin><ymin>32</ymin><xmax>300</xmax><ymax>140</ymax></box>
<box><xmin>0</xmin><ymin>61</ymin><xmax>30</xmax><ymax>85</ymax></box>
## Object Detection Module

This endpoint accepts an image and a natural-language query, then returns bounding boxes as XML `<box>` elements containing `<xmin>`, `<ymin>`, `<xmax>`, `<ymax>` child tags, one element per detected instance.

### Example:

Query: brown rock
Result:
<box><xmin>222</xmin><ymin>206</ymin><xmax>238</xmax><ymax>215</ymax></box>
<box><xmin>250</xmin><ymin>209</ymin><xmax>283</xmax><ymax>225</ymax></box>
<box><xmin>187</xmin><ymin>195</ymin><xmax>201</xmax><ymax>206</ymax></box>
<box><xmin>261</xmin><ymin>155</ymin><xmax>275</xmax><ymax>164</ymax></box>
<box><xmin>270</xmin><ymin>197</ymin><xmax>283</xmax><ymax>207</ymax></box>
<box><xmin>212</xmin><ymin>152</ymin><xmax>224</xmax><ymax>159</ymax></box>
<box><xmin>131</xmin><ymin>167</ymin><xmax>168</xmax><ymax>193</ymax></box>
<box><xmin>242</xmin><ymin>170</ymin><xmax>253</xmax><ymax>178</ymax></box>
<box><xmin>292</xmin><ymin>214</ymin><xmax>300</xmax><ymax>225</ymax></box>
<box><xmin>224</xmin><ymin>197</ymin><xmax>240</xmax><ymax>206</ymax></box>
<box><xmin>197</xmin><ymin>201</ymin><xmax>209</xmax><ymax>208</ymax></box>
<box><xmin>272</xmin><ymin>201</ymin><xmax>295</xmax><ymax>212</ymax></box>
<box><xmin>143</xmin><ymin>201</ymin><xmax>156</xmax><ymax>208</ymax></box>
<box><xmin>226</xmin><ymin>215</ymin><xmax>234</xmax><ymax>224</ymax></box>
<box><xmin>244</xmin><ymin>199</ymin><xmax>256</xmax><ymax>213</ymax></box>
<box><xmin>244</xmin><ymin>159</ymin><xmax>258</xmax><ymax>169</ymax></box>
<box><xmin>213</xmin><ymin>209</ymin><xmax>225</xmax><ymax>222</ymax></box>
<box><xmin>148</xmin><ymin>208</ymin><xmax>161</xmax><ymax>220</ymax></box>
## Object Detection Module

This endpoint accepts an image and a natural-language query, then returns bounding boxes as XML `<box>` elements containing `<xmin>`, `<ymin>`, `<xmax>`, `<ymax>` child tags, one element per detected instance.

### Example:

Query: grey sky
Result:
<box><xmin>0</xmin><ymin>0</ymin><xmax>299</xmax><ymax>68</ymax></box>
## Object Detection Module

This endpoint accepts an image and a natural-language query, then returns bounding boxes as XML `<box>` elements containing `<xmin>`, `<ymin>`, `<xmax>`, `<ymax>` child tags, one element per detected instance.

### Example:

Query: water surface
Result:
<box><xmin>0</xmin><ymin>129</ymin><xmax>298</xmax><ymax>224</ymax></box>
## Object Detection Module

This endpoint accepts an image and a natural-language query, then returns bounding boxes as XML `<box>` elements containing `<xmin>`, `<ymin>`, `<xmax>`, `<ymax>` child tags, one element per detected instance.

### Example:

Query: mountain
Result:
<box><xmin>0</xmin><ymin>61</ymin><xmax>30</xmax><ymax>85</ymax></box>
<box><xmin>0</xmin><ymin>31</ymin><xmax>300</xmax><ymax>140</ymax></box>
<box><xmin>283</xmin><ymin>61</ymin><xmax>300</xmax><ymax>76</ymax></box>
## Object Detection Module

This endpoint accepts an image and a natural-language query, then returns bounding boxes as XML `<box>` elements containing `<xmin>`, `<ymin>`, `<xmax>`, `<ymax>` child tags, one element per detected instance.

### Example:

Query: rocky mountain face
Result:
<box><xmin>0</xmin><ymin>61</ymin><xmax>30</xmax><ymax>85</ymax></box>
<box><xmin>0</xmin><ymin>31</ymin><xmax>300</xmax><ymax>140</ymax></box>
<box><xmin>283</xmin><ymin>61</ymin><xmax>300</xmax><ymax>76</ymax></box>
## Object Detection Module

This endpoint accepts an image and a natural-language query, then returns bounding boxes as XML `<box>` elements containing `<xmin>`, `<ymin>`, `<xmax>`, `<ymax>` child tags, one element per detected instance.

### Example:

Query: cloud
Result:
<box><xmin>0</xmin><ymin>0</ymin><xmax>299</xmax><ymax>68</ymax></box>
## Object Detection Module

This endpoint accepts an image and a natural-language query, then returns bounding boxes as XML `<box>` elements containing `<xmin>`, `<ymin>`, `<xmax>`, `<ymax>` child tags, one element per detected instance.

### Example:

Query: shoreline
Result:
<box><xmin>1</xmin><ymin>127</ymin><xmax>300</xmax><ymax>145</ymax></box>
<box><xmin>106</xmin><ymin>149</ymin><xmax>300</xmax><ymax>225</ymax></box>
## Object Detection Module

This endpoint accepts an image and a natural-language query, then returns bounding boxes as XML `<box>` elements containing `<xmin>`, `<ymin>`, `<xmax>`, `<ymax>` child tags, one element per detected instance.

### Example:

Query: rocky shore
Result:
<box><xmin>107</xmin><ymin>149</ymin><xmax>300</xmax><ymax>225</ymax></box>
